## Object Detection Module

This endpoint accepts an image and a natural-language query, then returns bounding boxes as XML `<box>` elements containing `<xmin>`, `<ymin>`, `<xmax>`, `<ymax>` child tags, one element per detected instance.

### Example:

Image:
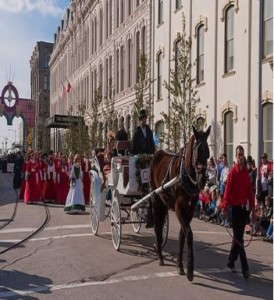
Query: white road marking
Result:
<box><xmin>0</xmin><ymin>269</ymin><xmax>264</xmax><ymax>298</ymax></box>
<box><xmin>0</xmin><ymin>271</ymin><xmax>178</xmax><ymax>298</ymax></box>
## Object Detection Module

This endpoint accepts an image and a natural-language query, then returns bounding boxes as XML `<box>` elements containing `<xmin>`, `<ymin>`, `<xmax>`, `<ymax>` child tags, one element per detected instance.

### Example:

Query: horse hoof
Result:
<box><xmin>177</xmin><ymin>267</ymin><xmax>185</xmax><ymax>276</ymax></box>
<box><xmin>159</xmin><ymin>259</ymin><xmax>164</xmax><ymax>266</ymax></box>
<box><xmin>187</xmin><ymin>272</ymin><xmax>194</xmax><ymax>282</ymax></box>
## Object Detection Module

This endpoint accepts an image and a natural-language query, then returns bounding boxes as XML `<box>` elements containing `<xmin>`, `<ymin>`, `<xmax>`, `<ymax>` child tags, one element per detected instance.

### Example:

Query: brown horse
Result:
<box><xmin>150</xmin><ymin>126</ymin><xmax>211</xmax><ymax>281</ymax></box>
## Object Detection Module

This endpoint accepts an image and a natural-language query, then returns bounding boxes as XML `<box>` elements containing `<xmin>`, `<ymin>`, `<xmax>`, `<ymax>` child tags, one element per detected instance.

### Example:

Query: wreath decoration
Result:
<box><xmin>135</xmin><ymin>154</ymin><xmax>154</xmax><ymax>194</ymax></box>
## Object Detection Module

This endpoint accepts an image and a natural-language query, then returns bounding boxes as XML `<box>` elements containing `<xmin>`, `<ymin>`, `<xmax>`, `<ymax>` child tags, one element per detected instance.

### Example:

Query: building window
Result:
<box><xmin>263</xmin><ymin>102</ymin><xmax>273</xmax><ymax>159</ymax></box>
<box><xmin>224</xmin><ymin>5</ymin><xmax>234</xmax><ymax>73</ymax></box>
<box><xmin>105</xmin><ymin>58</ymin><xmax>109</xmax><ymax>98</ymax></box>
<box><xmin>196</xmin><ymin>117</ymin><xmax>205</xmax><ymax>131</ymax></box>
<box><xmin>197</xmin><ymin>25</ymin><xmax>205</xmax><ymax>83</ymax></box>
<box><xmin>176</xmin><ymin>0</ymin><xmax>182</xmax><ymax>10</ymax></box>
<box><xmin>141</xmin><ymin>26</ymin><xmax>146</xmax><ymax>55</ymax></box>
<box><xmin>136</xmin><ymin>0</ymin><xmax>140</xmax><ymax>8</ymax></box>
<box><xmin>127</xmin><ymin>39</ymin><xmax>132</xmax><ymax>87</ymax></box>
<box><xmin>263</xmin><ymin>0</ymin><xmax>273</xmax><ymax>57</ymax></box>
<box><xmin>224</xmin><ymin>111</ymin><xmax>233</xmax><ymax>165</ymax></box>
<box><xmin>105</xmin><ymin>1</ymin><xmax>109</xmax><ymax>38</ymax></box>
<box><xmin>155</xmin><ymin>120</ymin><xmax>164</xmax><ymax>149</ymax></box>
<box><xmin>99</xmin><ymin>9</ymin><xmax>103</xmax><ymax>46</ymax></box>
<box><xmin>121</xmin><ymin>0</ymin><xmax>124</xmax><ymax>24</ymax></box>
<box><xmin>136</xmin><ymin>31</ymin><xmax>140</xmax><ymax>83</ymax></box>
<box><xmin>126</xmin><ymin>114</ymin><xmax>131</xmax><ymax>139</ymax></box>
<box><xmin>109</xmin><ymin>0</ymin><xmax>112</xmax><ymax>35</ymax></box>
<box><xmin>116</xmin><ymin>49</ymin><xmax>119</xmax><ymax>93</ymax></box>
<box><xmin>158</xmin><ymin>0</ymin><xmax>163</xmax><ymax>25</ymax></box>
<box><xmin>120</xmin><ymin>45</ymin><xmax>124</xmax><ymax>91</ymax></box>
<box><xmin>116</xmin><ymin>1</ymin><xmax>119</xmax><ymax>27</ymax></box>
<box><xmin>174</xmin><ymin>39</ymin><xmax>180</xmax><ymax>75</ymax></box>
<box><xmin>43</xmin><ymin>75</ymin><xmax>49</xmax><ymax>91</ymax></box>
<box><xmin>157</xmin><ymin>52</ymin><xmax>163</xmax><ymax>99</ymax></box>
<box><xmin>128</xmin><ymin>0</ymin><xmax>132</xmax><ymax>16</ymax></box>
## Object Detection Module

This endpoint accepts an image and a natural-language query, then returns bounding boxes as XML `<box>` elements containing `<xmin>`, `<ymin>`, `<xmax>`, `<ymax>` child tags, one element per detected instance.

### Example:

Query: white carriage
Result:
<box><xmin>89</xmin><ymin>141</ymin><xmax>169</xmax><ymax>250</ymax></box>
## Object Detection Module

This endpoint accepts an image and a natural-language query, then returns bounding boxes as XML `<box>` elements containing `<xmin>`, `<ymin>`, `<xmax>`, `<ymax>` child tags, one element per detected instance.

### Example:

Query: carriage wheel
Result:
<box><xmin>90</xmin><ymin>194</ymin><xmax>99</xmax><ymax>235</ymax></box>
<box><xmin>161</xmin><ymin>212</ymin><xmax>169</xmax><ymax>248</ymax></box>
<box><xmin>111</xmin><ymin>196</ymin><xmax>121</xmax><ymax>250</ymax></box>
<box><xmin>131</xmin><ymin>209</ymin><xmax>142</xmax><ymax>233</ymax></box>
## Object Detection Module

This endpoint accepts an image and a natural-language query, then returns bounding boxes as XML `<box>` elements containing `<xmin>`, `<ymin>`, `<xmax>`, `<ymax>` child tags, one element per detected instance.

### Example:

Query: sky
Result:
<box><xmin>0</xmin><ymin>0</ymin><xmax>69</xmax><ymax>151</ymax></box>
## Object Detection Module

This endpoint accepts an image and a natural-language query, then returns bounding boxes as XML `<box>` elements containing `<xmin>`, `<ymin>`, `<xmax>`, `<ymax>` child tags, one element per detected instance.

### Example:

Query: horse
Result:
<box><xmin>149</xmin><ymin>126</ymin><xmax>211</xmax><ymax>281</ymax></box>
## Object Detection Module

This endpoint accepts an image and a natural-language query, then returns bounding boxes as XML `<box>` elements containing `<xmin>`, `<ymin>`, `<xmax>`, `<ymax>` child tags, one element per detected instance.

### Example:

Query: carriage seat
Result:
<box><xmin>116</xmin><ymin>140</ymin><xmax>132</xmax><ymax>156</ymax></box>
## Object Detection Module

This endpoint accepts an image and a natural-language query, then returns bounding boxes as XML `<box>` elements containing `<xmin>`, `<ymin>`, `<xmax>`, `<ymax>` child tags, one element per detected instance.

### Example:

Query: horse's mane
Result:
<box><xmin>184</xmin><ymin>135</ymin><xmax>195</xmax><ymax>168</ymax></box>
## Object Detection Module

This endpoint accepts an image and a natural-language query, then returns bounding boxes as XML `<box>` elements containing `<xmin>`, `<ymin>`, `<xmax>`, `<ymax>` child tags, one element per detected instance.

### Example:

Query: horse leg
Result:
<box><xmin>177</xmin><ymin>227</ymin><xmax>186</xmax><ymax>275</ymax></box>
<box><xmin>186</xmin><ymin>224</ymin><xmax>194</xmax><ymax>281</ymax></box>
<box><xmin>175</xmin><ymin>202</ymin><xmax>194</xmax><ymax>281</ymax></box>
<box><xmin>152</xmin><ymin>194</ymin><xmax>166</xmax><ymax>266</ymax></box>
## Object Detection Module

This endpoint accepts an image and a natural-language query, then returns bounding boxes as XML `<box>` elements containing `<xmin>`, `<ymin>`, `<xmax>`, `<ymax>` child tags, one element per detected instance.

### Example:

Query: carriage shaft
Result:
<box><xmin>131</xmin><ymin>177</ymin><xmax>180</xmax><ymax>210</ymax></box>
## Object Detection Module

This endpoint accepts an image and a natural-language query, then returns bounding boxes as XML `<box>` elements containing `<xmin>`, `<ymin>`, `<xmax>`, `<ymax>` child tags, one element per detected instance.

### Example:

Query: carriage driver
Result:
<box><xmin>131</xmin><ymin>109</ymin><xmax>155</xmax><ymax>228</ymax></box>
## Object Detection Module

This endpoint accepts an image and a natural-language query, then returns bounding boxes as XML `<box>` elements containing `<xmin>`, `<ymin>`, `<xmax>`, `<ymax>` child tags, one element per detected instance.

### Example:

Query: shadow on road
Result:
<box><xmin>0</xmin><ymin>269</ymin><xmax>53</xmax><ymax>299</ymax></box>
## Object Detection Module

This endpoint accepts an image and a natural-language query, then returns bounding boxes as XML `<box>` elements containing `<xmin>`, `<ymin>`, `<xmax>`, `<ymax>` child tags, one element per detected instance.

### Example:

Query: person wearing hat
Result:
<box><xmin>246</xmin><ymin>155</ymin><xmax>257</xmax><ymax>196</ymax></box>
<box><xmin>131</xmin><ymin>109</ymin><xmax>155</xmax><ymax>155</ymax></box>
<box><xmin>131</xmin><ymin>109</ymin><xmax>155</xmax><ymax>228</ymax></box>
<box><xmin>258</xmin><ymin>153</ymin><xmax>273</xmax><ymax>206</ymax></box>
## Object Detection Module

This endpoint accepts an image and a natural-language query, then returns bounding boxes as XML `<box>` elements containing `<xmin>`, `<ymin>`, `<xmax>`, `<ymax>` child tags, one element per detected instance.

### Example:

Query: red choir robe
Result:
<box><xmin>19</xmin><ymin>161</ymin><xmax>28</xmax><ymax>199</ymax></box>
<box><xmin>24</xmin><ymin>159</ymin><xmax>42</xmax><ymax>204</ymax></box>
<box><xmin>42</xmin><ymin>163</ymin><xmax>56</xmax><ymax>202</ymax></box>
<box><xmin>56</xmin><ymin>163</ymin><xmax>70</xmax><ymax>204</ymax></box>
<box><xmin>82</xmin><ymin>159</ymin><xmax>91</xmax><ymax>204</ymax></box>
<box><xmin>37</xmin><ymin>158</ymin><xmax>46</xmax><ymax>200</ymax></box>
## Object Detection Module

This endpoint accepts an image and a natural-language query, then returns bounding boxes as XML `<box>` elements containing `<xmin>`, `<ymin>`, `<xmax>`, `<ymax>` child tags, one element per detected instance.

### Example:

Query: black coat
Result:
<box><xmin>131</xmin><ymin>125</ymin><xmax>155</xmax><ymax>155</ymax></box>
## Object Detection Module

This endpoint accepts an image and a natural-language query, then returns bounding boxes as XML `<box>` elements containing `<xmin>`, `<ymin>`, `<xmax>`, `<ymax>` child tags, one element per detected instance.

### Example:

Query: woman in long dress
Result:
<box><xmin>64</xmin><ymin>154</ymin><xmax>85</xmax><ymax>213</ymax></box>
<box><xmin>24</xmin><ymin>151</ymin><xmax>42</xmax><ymax>204</ymax></box>
<box><xmin>56</xmin><ymin>155</ymin><xmax>70</xmax><ymax>204</ymax></box>
<box><xmin>42</xmin><ymin>156</ymin><xmax>56</xmax><ymax>202</ymax></box>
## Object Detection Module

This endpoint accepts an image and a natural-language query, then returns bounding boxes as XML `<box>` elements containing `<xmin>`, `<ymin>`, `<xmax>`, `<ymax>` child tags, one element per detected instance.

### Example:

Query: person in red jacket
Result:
<box><xmin>223</xmin><ymin>145</ymin><xmax>255</xmax><ymax>280</ymax></box>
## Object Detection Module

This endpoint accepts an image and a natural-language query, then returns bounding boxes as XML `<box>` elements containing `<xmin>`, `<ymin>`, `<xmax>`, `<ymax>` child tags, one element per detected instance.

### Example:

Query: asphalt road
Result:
<box><xmin>0</xmin><ymin>173</ymin><xmax>273</xmax><ymax>300</ymax></box>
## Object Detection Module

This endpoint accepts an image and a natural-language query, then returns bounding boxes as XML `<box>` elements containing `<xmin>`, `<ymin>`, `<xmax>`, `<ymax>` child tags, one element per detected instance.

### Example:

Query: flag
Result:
<box><xmin>62</xmin><ymin>83</ymin><xmax>67</xmax><ymax>99</ymax></box>
<box><xmin>66</xmin><ymin>80</ymin><xmax>72</xmax><ymax>93</ymax></box>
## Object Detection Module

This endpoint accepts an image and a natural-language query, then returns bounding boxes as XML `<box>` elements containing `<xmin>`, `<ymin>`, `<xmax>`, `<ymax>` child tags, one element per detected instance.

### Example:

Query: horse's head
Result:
<box><xmin>192</xmin><ymin>125</ymin><xmax>211</xmax><ymax>189</ymax></box>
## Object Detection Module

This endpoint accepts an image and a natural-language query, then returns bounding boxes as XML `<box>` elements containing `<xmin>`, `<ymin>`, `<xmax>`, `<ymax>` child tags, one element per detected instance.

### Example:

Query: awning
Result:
<box><xmin>45</xmin><ymin>114</ymin><xmax>84</xmax><ymax>129</ymax></box>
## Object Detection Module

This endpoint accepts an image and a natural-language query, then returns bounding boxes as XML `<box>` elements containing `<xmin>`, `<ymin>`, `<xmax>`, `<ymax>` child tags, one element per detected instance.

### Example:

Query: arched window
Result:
<box><xmin>263</xmin><ymin>0</ymin><xmax>273</xmax><ymax>57</ymax></box>
<box><xmin>126</xmin><ymin>114</ymin><xmax>131</xmax><ymax>139</ymax></box>
<box><xmin>197</xmin><ymin>25</ymin><xmax>204</xmax><ymax>83</ymax></box>
<box><xmin>224</xmin><ymin>111</ymin><xmax>233</xmax><ymax>164</ymax></box>
<box><xmin>263</xmin><ymin>102</ymin><xmax>273</xmax><ymax>159</ymax></box>
<box><xmin>94</xmin><ymin>16</ymin><xmax>97</xmax><ymax>51</ymax></box>
<box><xmin>225</xmin><ymin>5</ymin><xmax>234</xmax><ymax>72</ymax></box>
<box><xmin>196</xmin><ymin>117</ymin><xmax>205</xmax><ymax>131</ymax></box>
<box><xmin>157</xmin><ymin>52</ymin><xmax>163</xmax><ymax>99</ymax></box>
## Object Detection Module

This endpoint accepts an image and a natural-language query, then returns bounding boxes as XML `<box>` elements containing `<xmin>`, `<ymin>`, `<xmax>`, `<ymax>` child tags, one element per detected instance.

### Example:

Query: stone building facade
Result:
<box><xmin>49</xmin><ymin>0</ymin><xmax>273</xmax><ymax>163</ymax></box>
<box><xmin>30</xmin><ymin>41</ymin><xmax>53</xmax><ymax>152</ymax></box>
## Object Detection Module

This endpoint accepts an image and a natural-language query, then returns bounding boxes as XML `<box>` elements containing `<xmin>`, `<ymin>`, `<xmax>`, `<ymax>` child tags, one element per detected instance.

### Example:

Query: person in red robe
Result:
<box><xmin>56</xmin><ymin>155</ymin><xmax>70</xmax><ymax>204</ymax></box>
<box><xmin>24</xmin><ymin>151</ymin><xmax>42</xmax><ymax>204</ymax></box>
<box><xmin>81</xmin><ymin>153</ymin><xmax>91</xmax><ymax>204</ymax></box>
<box><xmin>42</xmin><ymin>156</ymin><xmax>56</xmax><ymax>202</ymax></box>
<box><xmin>19</xmin><ymin>154</ymin><xmax>29</xmax><ymax>200</ymax></box>
<box><xmin>37</xmin><ymin>152</ymin><xmax>46</xmax><ymax>201</ymax></box>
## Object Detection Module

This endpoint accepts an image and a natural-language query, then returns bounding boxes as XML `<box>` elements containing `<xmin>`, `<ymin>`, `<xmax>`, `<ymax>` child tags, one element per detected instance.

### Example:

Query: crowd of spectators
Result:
<box><xmin>195</xmin><ymin>153</ymin><xmax>273</xmax><ymax>243</ymax></box>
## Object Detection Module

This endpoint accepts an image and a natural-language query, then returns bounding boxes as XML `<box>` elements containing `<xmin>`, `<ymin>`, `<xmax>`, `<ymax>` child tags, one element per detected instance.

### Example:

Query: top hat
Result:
<box><xmin>139</xmin><ymin>109</ymin><xmax>147</xmax><ymax>120</ymax></box>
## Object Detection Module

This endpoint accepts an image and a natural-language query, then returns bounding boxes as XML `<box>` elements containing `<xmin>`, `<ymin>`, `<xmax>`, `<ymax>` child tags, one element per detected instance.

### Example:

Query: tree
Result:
<box><xmin>103</xmin><ymin>78</ymin><xmax>117</xmax><ymax>136</ymax></box>
<box><xmin>63</xmin><ymin>104</ymin><xmax>90</xmax><ymax>156</ymax></box>
<box><xmin>133</xmin><ymin>52</ymin><xmax>152</xmax><ymax>126</ymax></box>
<box><xmin>161</xmin><ymin>12</ymin><xmax>200</xmax><ymax>152</ymax></box>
